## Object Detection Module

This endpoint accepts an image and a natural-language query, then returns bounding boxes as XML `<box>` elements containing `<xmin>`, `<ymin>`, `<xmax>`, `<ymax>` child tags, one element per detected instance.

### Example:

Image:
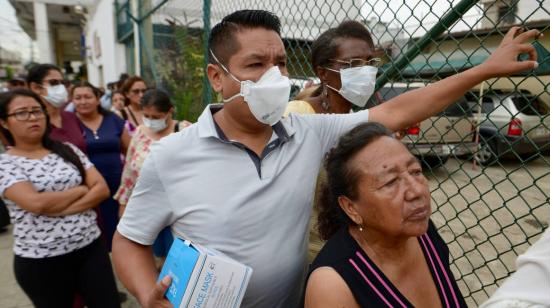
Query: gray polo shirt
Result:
<box><xmin>117</xmin><ymin>104</ymin><xmax>370</xmax><ymax>308</ymax></box>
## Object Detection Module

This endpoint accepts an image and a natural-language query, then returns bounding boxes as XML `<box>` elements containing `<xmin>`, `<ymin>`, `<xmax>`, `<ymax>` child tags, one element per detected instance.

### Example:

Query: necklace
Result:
<box><xmin>78</xmin><ymin>114</ymin><xmax>103</xmax><ymax>140</ymax></box>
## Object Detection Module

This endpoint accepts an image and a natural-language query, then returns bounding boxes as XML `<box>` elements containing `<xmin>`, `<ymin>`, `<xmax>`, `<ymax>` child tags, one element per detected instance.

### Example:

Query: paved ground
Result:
<box><xmin>426</xmin><ymin>156</ymin><xmax>550</xmax><ymax>306</ymax></box>
<box><xmin>0</xmin><ymin>225</ymin><xmax>139</xmax><ymax>308</ymax></box>
<box><xmin>0</xmin><ymin>225</ymin><xmax>32</xmax><ymax>308</ymax></box>
<box><xmin>1</xmin><ymin>156</ymin><xmax>549</xmax><ymax>307</ymax></box>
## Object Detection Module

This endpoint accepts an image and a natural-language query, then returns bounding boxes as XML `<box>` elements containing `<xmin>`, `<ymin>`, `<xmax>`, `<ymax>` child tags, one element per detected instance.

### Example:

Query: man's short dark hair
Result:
<box><xmin>208</xmin><ymin>10</ymin><xmax>281</xmax><ymax>66</ymax></box>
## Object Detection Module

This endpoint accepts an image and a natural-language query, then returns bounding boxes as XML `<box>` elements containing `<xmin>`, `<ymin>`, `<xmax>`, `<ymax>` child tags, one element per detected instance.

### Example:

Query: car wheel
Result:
<box><xmin>475</xmin><ymin>138</ymin><xmax>497</xmax><ymax>166</ymax></box>
<box><xmin>420</xmin><ymin>156</ymin><xmax>449</xmax><ymax>169</ymax></box>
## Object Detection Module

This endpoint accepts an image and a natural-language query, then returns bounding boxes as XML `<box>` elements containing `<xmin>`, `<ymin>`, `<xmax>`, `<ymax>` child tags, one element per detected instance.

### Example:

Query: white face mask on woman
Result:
<box><xmin>143</xmin><ymin>116</ymin><xmax>168</xmax><ymax>132</ymax></box>
<box><xmin>325</xmin><ymin>65</ymin><xmax>378</xmax><ymax>108</ymax></box>
<box><xmin>211</xmin><ymin>50</ymin><xmax>291</xmax><ymax>126</ymax></box>
<box><xmin>43</xmin><ymin>84</ymin><xmax>68</xmax><ymax>108</ymax></box>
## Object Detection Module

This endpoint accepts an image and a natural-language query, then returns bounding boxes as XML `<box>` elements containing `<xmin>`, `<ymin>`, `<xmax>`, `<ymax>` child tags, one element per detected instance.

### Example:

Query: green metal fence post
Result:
<box><xmin>138</xmin><ymin>21</ymin><xmax>161</xmax><ymax>85</ymax></box>
<box><xmin>375</xmin><ymin>0</ymin><xmax>480</xmax><ymax>90</ymax></box>
<box><xmin>202</xmin><ymin>0</ymin><xmax>212</xmax><ymax>106</ymax></box>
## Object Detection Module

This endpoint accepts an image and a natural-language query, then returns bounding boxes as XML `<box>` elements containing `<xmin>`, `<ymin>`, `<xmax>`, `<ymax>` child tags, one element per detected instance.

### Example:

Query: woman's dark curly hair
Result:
<box><xmin>317</xmin><ymin>122</ymin><xmax>393</xmax><ymax>240</ymax></box>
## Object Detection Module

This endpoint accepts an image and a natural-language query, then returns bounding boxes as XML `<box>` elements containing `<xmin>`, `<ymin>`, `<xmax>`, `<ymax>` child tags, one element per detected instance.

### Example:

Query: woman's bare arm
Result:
<box><xmin>54</xmin><ymin>166</ymin><xmax>110</xmax><ymax>216</ymax></box>
<box><xmin>4</xmin><ymin>182</ymin><xmax>88</xmax><ymax>215</ymax></box>
<box><xmin>305</xmin><ymin>267</ymin><xmax>359</xmax><ymax>308</ymax></box>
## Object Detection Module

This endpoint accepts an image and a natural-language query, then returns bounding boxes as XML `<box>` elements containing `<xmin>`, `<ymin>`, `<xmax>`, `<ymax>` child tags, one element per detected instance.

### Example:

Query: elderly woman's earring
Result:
<box><xmin>321</xmin><ymin>85</ymin><xmax>330</xmax><ymax>111</ymax></box>
<box><xmin>321</xmin><ymin>99</ymin><xmax>330</xmax><ymax>112</ymax></box>
<box><xmin>358</xmin><ymin>224</ymin><xmax>364</xmax><ymax>232</ymax></box>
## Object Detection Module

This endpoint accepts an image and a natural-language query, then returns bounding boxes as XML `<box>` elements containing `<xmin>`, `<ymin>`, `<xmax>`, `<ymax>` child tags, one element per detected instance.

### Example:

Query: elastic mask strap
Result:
<box><xmin>325</xmin><ymin>84</ymin><xmax>340</xmax><ymax>93</ymax></box>
<box><xmin>324</xmin><ymin>67</ymin><xmax>341</xmax><ymax>74</ymax></box>
<box><xmin>222</xmin><ymin>92</ymin><xmax>242</xmax><ymax>103</ymax></box>
<box><xmin>210</xmin><ymin>49</ymin><xmax>243</xmax><ymax>103</ymax></box>
<box><xmin>210</xmin><ymin>50</ymin><xmax>241</xmax><ymax>84</ymax></box>
<box><xmin>324</xmin><ymin>67</ymin><xmax>342</xmax><ymax>93</ymax></box>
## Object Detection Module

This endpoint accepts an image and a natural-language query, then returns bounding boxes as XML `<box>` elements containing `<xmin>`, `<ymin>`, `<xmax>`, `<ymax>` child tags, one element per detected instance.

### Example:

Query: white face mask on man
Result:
<box><xmin>325</xmin><ymin>65</ymin><xmax>378</xmax><ymax>108</ymax></box>
<box><xmin>211</xmin><ymin>50</ymin><xmax>291</xmax><ymax>126</ymax></box>
<box><xmin>43</xmin><ymin>84</ymin><xmax>68</xmax><ymax>108</ymax></box>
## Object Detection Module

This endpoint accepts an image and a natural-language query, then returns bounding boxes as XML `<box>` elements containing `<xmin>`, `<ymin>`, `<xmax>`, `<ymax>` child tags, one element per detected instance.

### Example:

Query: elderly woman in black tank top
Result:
<box><xmin>306</xmin><ymin>122</ymin><xmax>467</xmax><ymax>308</ymax></box>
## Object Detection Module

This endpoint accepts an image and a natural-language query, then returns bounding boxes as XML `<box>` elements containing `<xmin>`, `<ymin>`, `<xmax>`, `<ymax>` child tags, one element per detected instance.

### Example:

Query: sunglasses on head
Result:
<box><xmin>130</xmin><ymin>88</ymin><xmax>147</xmax><ymax>95</ymax></box>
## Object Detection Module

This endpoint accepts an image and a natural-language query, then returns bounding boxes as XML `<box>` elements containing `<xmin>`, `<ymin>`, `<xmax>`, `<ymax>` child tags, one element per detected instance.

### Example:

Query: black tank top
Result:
<box><xmin>308</xmin><ymin>221</ymin><xmax>467</xmax><ymax>307</ymax></box>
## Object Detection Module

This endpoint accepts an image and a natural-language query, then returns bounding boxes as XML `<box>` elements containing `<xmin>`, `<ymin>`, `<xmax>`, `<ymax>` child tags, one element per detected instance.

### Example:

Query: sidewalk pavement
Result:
<box><xmin>0</xmin><ymin>225</ymin><xmax>140</xmax><ymax>308</ymax></box>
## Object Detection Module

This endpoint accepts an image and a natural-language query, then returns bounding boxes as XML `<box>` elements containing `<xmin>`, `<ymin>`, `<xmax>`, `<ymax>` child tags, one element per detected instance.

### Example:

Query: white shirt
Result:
<box><xmin>117</xmin><ymin>104</ymin><xmax>370</xmax><ymax>307</ymax></box>
<box><xmin>0</xmin><ymin>144</ymin><xmax>100</xmax><ymax>258</ymax></box>
<box><xmin>480</xmin><ymin>228</ymin><xmax>550</xmax><ymax>308</ymax></box>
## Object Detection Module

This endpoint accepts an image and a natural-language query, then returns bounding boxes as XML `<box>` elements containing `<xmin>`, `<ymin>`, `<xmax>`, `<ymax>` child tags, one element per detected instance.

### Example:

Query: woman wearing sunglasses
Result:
<box><xmin>119</xmin><ymin>76</ymin><xmax>147</xmax><ymax>136</ymax></box>
<box><xmin>0</xmin><ymin>89</ymin><xmax>120</xmax><ymax>308</ymax></box>
<box><xmin>27</xmin><ymin>64</ymin><xmax>87</xmax><ymax>153</ymax></box>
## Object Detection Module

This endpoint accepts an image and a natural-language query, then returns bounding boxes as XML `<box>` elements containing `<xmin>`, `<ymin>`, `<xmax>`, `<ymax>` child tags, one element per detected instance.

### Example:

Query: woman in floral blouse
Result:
<box><xmin>114</xmin><ymin>89</ymin><xmax>190</xmax><ymax>256</ymax></box>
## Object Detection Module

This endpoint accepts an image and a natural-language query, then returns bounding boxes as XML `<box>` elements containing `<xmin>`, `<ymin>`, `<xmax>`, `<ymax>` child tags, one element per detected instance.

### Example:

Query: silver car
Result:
<box><xmin>466</xmin><ymin>90</ymin><xmax>550</xmax><ymax>165</ymax></box>
<box><xmin>371</xmin><ymin>82</ymin><xmax>478</xmax><ymax>168</ymax></box>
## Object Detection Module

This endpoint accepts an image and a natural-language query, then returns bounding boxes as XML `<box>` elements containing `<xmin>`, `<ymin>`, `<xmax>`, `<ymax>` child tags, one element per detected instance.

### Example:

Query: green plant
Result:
<box><xmin>154</xmin><ymin>19</ymin><xmax>206</xmax><ymax>122</ymax></box>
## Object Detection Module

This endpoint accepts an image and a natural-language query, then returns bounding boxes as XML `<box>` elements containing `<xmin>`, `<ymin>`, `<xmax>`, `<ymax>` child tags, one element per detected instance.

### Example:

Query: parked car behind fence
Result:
<box><xmin>465</xmin><ymin>90</ymin><xmax>550</xmax><ymax>165</ymax></box>
<box><xmin>370</xmin><ymin>82</ymin><xmax>478</xmax><ymax>169</ymax></box>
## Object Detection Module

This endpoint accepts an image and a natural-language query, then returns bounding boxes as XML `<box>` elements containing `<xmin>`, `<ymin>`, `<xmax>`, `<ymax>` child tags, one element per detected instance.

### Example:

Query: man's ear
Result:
<box><xmin>207</xmin><ymin>64</ymin><xmax>224</xmax><ymax>93</ymax></box>
<box><xmin>338</xmin><ymin>195</ymin><xmax>363</xmax><ymax>226</ymax></box>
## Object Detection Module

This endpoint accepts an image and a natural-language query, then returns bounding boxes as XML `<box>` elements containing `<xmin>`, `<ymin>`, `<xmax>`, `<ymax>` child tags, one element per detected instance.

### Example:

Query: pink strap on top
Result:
<box><xmin>356</xmin><ymin>251</ymin><xmax>407</xmax><ymax>308</ymax></box>
<box><xmin>349</xmin><ymin>258</ymin><xmax>394</xmax><ymax>307</ymax></box>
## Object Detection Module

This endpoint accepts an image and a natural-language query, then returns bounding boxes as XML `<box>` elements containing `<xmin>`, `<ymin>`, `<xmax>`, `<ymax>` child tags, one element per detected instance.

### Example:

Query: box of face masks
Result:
<box><xmin>158</xmin><ymin>238</ymin><xmax>253</xmax><ymax>308</ymax></box>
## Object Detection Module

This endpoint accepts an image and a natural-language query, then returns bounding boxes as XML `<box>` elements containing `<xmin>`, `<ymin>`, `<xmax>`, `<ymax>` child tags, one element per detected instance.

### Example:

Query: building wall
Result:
<box><xmin>480</xmin><ymin>0</ymin><xmax>550</xmax><ymax>28</ymax></box>
<box><xmin>146</xmin><ymin>0</ymin><xmax>364</xmax><ymax>40</ymax></box>
<box><xmin>85</xmin><ymin>0</ymin><xmax>127</xmax><ymax>87</ymax></box>
<box><xmin>518</xmin><ymin>1</ymin><xmax>550</xmax><ymax>22</ymax></box>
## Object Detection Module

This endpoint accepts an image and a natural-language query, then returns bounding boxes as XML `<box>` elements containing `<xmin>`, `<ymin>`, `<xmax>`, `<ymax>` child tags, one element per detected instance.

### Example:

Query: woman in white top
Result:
<box><xmin>0</xmin><ymin>89</ymin><xmax>120</xmax><ymax>308</ymax></box>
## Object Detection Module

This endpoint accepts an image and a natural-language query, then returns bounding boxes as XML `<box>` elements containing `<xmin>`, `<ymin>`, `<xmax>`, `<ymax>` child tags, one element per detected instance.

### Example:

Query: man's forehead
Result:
<box><xmin>233</xmin><ymin>29</ymin><xmax>286</xmax><ymax>57</ymax></box>
<box><xmin>238</xmin><ymin>49</ymin><xmax>287</xmax><ymax>60</ymax></box>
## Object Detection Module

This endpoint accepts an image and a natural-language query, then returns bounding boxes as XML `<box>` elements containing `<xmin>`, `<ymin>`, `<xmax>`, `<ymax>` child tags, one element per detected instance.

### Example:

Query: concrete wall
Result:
<box><xmin>85</xmin><ymin>0</ymin><xmax>127</xmax><ymax>87</ymax></box>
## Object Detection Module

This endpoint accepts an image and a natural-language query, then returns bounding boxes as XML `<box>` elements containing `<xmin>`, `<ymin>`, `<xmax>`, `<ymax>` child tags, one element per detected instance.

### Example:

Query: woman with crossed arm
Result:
<box><xmin>0</xmin><ymin>89</ymin><xmax>120</xmax><ymax>308</ymax></box>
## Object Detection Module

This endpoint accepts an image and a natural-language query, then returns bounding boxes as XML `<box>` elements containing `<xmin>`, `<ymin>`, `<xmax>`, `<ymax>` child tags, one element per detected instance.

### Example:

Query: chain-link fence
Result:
<box><xmin>118</xmin><ymin>0</ymin><xmax>550</xmax><ymax>305</ymax></box>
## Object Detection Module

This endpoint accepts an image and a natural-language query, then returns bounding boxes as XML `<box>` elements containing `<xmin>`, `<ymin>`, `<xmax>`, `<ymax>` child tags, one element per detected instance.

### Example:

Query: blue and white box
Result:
<box><xmin>158</xmin><ymin>238</ymin><xmax>253</xmax><ymax>308</ymax></box>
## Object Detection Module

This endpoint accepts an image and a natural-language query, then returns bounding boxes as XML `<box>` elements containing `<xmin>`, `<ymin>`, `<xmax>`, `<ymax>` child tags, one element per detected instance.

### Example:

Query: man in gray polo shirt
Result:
<box><xmin>112</xmin><ymin>10</ymin><xmax>539</xmax><ymax>308</ymax></box>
